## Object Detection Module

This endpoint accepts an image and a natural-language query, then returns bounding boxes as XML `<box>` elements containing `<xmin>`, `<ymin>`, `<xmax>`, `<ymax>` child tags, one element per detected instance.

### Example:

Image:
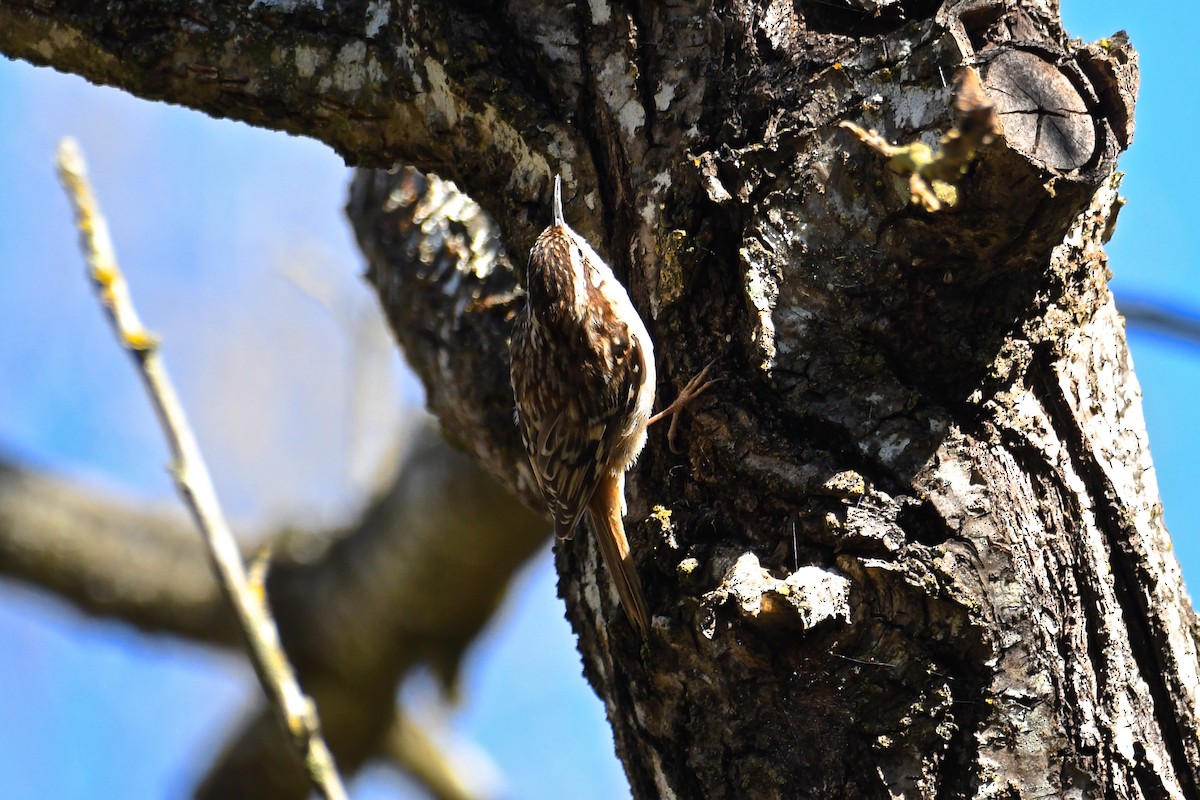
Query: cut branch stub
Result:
<box><xmin>981</xmin><ymin>48</ymin><xmax>1095</xmax><ymax>173</ymax></box>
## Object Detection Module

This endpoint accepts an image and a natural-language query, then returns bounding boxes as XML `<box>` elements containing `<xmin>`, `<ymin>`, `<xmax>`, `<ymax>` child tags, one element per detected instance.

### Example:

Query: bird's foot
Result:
<box><xmin>648</xmin><ymin>357</ymin><xmax>722</xmax><ymax>453</ymax></box>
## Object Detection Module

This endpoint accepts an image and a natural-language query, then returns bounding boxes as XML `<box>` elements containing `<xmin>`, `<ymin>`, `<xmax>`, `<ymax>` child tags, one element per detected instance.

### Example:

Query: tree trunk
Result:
<box><xmin>4</xmin><ymin>0</ymin><xmax>1197</xmax><ymax>797</ymax></box>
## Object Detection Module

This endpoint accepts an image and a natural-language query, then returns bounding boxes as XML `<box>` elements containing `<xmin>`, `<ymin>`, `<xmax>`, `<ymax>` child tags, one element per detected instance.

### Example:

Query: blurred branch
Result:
<box><xmin>1118</xmin><ymin>295</ymin><xmax>1200</xmax><ymax>349</ymax></box>
<box><xmin>347</xmin><ymin>168</ymin><xmax>536</xmax><ymax>506</ymax></box>
<box><xmin>0</xmin><ymin>460</ymin><xmax>237</xmax><ymax>642</ymax></box>
<box><xmin>383</xmin><ymin>706</ymin><xmax>502</xmax><ymax>800</ymax></box>
<box><xmin>56</xmin><ymin>138</ymin><xmax>347</xmax><ymax>800</ymax></box>
<box><xmin>200</xmin><ymin>419</ymin><xmax>548</xmax><ymax>798</ymax></box>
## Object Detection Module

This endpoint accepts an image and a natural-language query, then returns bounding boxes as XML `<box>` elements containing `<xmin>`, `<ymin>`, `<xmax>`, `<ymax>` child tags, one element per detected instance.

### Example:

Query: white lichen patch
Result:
<box><xmin>654</xmin><ymin>81</ymin><xmax>676</xmax><ymax>112</ymax></box>
<box><xmin>587</xmin><ymin>0</ymin><xmax>612</xmax><ymax>25</ymax></box>
<box><xmin>34</xmin><ymin>26</ymin><xmax>81</xmax><ymax>60</ymax></box>
<box><xmin>638</xmin><ymin>174</ymin><xmax>672</xmax><ymax>233</ymax></box>
<box><xmin>544</xmin><ymin>138</ymin><xmax>580</xmax><ymax>189</ymax></box>
<box><xmin>700</xmin><ymin>553</ymin><xmax>852</xmax><ymax>637</ymax></box>
<box><xmin>597</xmin><ymin>53</ymin><xmax>645</xmax><ymax>140</ymax></box>
<box><xmin>932</xmin><ymin>451</ymin><xmax>976</xmax><ymax>504</ymax></box>
<box><xmin>875</xmin><ymin>432</ymin><xmax>912</xmax><ymax>464</ymax></box>
<box><xmin>889</xmin><ymin>84</ymin><xmax>951</xmax><ymax>131</ymax></box>
<box><xmin>250</xmin><ymin>0</ymin><xmax>325</xmax><ymax>11</ymax></box>
<box><xmin>369</xmin><ymin>53</ymin><xmax>386</xmax><ymax>85</ymax></box>
<box><xmin>293</xmin><ymin>44</ymin><xmax>324</xmax><ymax>79</ymax></box>
<box><xmin>423</xmin><ymin>57</ymin><xmax>460</xmax><ymax>127</ymax></box>
<box><xmin>332</xmin><ymin>41</ymin><xmax>369</xmax><ymax>93</ymax></box>
<box><xmin>743</xmin><ymin>252</ymin><xmax>779</xmax><ymax>371</ymax></box>
<box><xmin>365</xmin><ymin>0</ymin><xmax>390</xmax><ymax>38</ymax></box>
<box><xmin>531</xmin><ymin>23</ymin><xmax>579</xmax><ymax>65</ymax></box>
<box><xmin>394</xmin><ymin>40</ymin><xmax>419</xmax><ymax>88</ymax></box>
<box><xmin>617</xmin><ymin>97</ymin><xmax>646</xmax><ymax>140</ymax></box>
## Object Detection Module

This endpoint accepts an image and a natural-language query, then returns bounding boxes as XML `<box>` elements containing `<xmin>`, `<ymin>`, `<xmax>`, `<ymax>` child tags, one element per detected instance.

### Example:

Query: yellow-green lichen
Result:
<box><xmin>656</xmin><ymin>229</ymin><xmax>693</xmax><ymax>309</ymax></box>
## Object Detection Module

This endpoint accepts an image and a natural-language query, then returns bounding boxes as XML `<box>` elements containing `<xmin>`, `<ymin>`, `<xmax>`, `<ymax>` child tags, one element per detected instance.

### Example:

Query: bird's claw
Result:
<box><xmin>649</xmin><ymin>357</ymin><xmax>722</xmax><ymax>453</ymax></box>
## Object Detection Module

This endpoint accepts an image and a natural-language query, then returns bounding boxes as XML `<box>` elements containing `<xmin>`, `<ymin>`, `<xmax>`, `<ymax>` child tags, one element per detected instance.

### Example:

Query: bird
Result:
<box><xmin>509</xmin><ymin>175</ymin><xmax>657</xmax><ymax>637</ymax></box>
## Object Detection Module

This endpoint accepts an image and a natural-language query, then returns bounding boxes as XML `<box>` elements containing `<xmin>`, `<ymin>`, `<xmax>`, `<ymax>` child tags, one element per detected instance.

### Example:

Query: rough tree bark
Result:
<box><xmin>4</xmin><ymin>1</ymin><xmax>1197</xmax><ymax>798</ymax></box>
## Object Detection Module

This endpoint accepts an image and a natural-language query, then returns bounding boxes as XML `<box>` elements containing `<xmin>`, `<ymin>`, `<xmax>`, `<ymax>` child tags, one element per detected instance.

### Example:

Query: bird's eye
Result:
<box><xmin>577</xmin><ymin>248</ymin><xmax>584</xmax><ymax>259</ymax></box>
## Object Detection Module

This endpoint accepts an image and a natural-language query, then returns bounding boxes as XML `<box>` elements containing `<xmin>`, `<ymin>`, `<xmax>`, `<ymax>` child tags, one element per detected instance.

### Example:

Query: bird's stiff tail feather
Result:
<box><xmin>585</xmin><ymin>476</ymin><xmax>650</xmax><ymax>638</ymax></box>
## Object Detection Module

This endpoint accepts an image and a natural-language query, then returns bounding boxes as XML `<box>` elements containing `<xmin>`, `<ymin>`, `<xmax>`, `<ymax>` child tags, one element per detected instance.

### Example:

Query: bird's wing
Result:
<box><xmin>514</xmin><ymin>314</ymin><xmax>648</xmax><ymax>540</ymax></box>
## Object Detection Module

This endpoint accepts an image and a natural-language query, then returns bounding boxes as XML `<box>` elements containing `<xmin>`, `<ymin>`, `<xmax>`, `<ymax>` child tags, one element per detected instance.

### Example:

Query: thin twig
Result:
<box><xmin>54</xmin><ymin>137</ymin><xmax>349</xmax><ymax>800</ymax></box>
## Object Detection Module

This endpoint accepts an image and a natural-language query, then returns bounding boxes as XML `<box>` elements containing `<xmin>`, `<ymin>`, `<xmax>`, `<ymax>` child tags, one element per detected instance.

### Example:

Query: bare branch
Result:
<box><xmin>55</xmin><ymin>138</ymin><xmax>348</xmax><ymax>800</ymax></box>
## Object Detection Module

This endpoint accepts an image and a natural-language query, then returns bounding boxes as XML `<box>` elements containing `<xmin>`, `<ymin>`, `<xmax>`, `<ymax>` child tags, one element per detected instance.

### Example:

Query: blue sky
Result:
<box><xmin>0</xmin><ymin>1</ymin><xmax>1195</xmax><ymax>797</ymax></box>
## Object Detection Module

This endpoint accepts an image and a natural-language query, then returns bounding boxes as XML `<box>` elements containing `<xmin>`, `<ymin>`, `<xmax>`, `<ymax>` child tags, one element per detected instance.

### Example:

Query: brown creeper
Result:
<box><xmin>510</xmin><ymin>176</ymin><xmax>655</xmax><ymax>637</ymax></box>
